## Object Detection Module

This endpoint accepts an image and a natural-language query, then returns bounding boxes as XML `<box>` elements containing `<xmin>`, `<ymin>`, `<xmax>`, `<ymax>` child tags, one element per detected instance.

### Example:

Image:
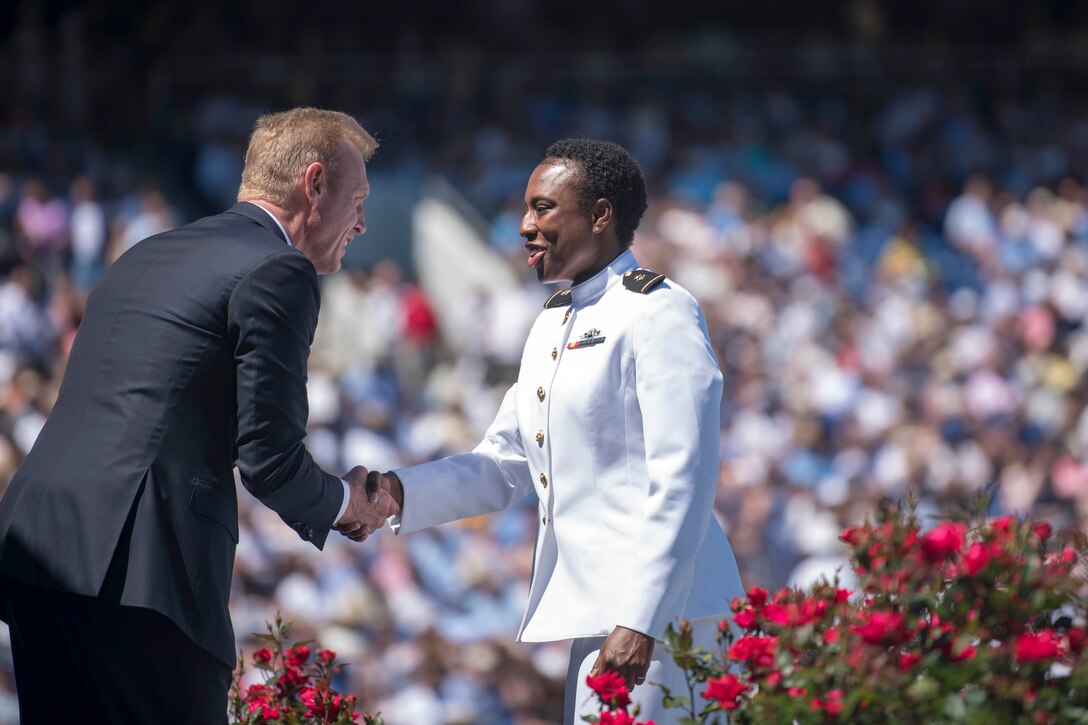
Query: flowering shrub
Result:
<box><xmin>590</xmin><ymin>504</ymin><xmax>1088</xmax><ymax>723</ymax></box>
<box><xmin>585</xmin><ymin>669</ymin><xmax>656</xmax><ymax>725</ymax></box>
<box><xmin>230</xmin><ymin>614</ymin><xmax>382</xmax><ymax>725</ymax></box>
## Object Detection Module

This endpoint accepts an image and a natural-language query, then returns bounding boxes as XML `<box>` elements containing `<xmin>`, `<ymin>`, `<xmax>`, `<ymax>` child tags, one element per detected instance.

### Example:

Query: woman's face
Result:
<box><xmin>521</xmin><ymin>162</ymin><xmax>610</xmax><ymax>285</ymax></box>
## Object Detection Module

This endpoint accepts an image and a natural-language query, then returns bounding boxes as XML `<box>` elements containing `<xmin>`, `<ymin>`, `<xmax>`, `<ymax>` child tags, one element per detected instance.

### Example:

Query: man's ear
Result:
<box><xmin>303</xmin><ymin>161</ymin><xmax>325</xmax><ymax>203</ymax></box>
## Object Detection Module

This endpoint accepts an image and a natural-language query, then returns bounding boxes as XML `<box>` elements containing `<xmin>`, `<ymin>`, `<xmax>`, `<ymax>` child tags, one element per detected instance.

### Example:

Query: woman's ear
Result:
<box><xmin>591</xmin><ymin>198</ymin><xmax>613</xmax><ymax>234</ymax></box>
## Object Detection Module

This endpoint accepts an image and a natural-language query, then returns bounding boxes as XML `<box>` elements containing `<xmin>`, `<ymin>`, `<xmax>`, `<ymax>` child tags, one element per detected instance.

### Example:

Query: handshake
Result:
<box><xmin>333</xmin><ymin>466</ymin><xmax>404</xmax><ymax>542</ymax></box>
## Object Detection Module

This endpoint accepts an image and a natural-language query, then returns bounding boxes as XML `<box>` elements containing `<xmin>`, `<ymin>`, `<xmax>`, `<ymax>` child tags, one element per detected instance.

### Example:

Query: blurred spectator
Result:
<box><xmin>14</xmin><ymin>179</ymin><xmax>67</xmax><ymax>280</ymax></box>
<box><xmin>67</xmin><ymin>175</ymin><xmax>106</xmax><ymax>292</ymax></box>
<box><xmin>110</xmin><ymin>186</ymin><xmax>175</xmax><ymax>261</ymax></box>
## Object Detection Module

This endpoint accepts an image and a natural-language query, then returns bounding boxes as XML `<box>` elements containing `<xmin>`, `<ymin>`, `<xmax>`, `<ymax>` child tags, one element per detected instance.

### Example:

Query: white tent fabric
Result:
<box><xmin>412</xmin><ymin>194</ymin><xmax>520</xmax><ymax>352</ymax></box>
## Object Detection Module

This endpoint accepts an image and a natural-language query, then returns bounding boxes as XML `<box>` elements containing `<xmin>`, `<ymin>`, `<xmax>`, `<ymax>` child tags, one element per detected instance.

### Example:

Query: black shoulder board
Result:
<box><xmin>544</xmin><ymin>288</ymin><xmax>573</xmax><ymax>309</ymax></box>
<box><xmin>623</xmin><ymin>269</ymin><xmax>666</xmax><ymax>294</ymax></box>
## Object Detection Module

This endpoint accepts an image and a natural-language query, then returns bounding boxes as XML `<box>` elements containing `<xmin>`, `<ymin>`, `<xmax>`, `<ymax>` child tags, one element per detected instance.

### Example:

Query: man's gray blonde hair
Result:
<box><xmin>237</xmin><ymin>108</ymin><xmax>378</xmax><ymax>205</ymax></box>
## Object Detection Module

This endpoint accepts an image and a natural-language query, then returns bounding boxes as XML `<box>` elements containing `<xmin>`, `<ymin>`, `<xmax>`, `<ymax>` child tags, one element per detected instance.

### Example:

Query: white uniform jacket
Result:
<box><xmin>391</xmin><ymin>249</ymin><xmax>744</xmax><ymax>642</ymax></box>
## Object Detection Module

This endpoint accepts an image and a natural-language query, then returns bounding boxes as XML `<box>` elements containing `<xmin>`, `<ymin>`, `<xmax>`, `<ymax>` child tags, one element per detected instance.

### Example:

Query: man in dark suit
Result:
<box><xmin>0</xmin><ymin>107</ymin><xmax>396</xmax><ymax>724</ymax></box>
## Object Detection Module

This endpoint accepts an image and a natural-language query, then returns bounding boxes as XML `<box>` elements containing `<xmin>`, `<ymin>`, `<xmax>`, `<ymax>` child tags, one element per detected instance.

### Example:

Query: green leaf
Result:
<box><xmin>662</xmin><ymin>694</ymin><xmax>691</xmax><ymax>709</ymax></box>
<box><xmin>963</xmin><ymin>687</ymin><xmax>987</xmax><ymax>708</ymax></box>
<box><xmin>943</xmin><ymin>694</ymin><xmax>967</xmax><ymax>721</ymax></box>
<box><xmin>906</xmin><ymin>676</ymin><xmax>939</xmax><ymax>702</ymax></box>
<box><xmin>841</xmin><ymin>688</ymin><xmax>867</xmax><ymax>719</ymax></box>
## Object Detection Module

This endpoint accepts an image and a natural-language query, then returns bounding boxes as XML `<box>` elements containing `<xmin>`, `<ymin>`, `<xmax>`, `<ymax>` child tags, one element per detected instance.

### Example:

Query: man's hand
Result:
<box><xmin>589</xmin><ymin>626</ymin><xmax>655</xmax><ymax>689</ymax></box>
<box><xmin>333</xmin><ymin>465</ymin><xmax>400</xmax><ymax>542</ymax></box>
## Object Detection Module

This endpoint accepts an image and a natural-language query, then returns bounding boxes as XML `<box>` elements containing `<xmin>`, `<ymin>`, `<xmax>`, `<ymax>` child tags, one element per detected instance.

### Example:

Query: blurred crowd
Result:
<box><xmin>5</xmin><ymin>4</ymin><xmax>1088</xmax><ymax>722</ymax></box>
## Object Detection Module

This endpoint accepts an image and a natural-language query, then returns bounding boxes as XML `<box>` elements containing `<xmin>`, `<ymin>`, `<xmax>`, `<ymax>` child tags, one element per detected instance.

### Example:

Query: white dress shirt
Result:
<box><xmin>391</xmin><ymin>249</ymin><xmax>744</xmax><ymax>641</ymax></box>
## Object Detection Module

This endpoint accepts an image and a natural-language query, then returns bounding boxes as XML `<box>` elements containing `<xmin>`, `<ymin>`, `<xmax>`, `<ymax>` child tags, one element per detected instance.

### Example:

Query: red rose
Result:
<box><xmin>824</xmin><ymin>627</ymin><xmax>840</xmax><ymax>644</ymax></box>
<box><xmin>246</xmin><ymin>684</ymin><xmax>273</xmax><ymax>701</ymax></box>
<box><xmin>949</xmin><ymin>644</ymin><xmax>976</xmax><ymax>662</ymax></box>
<box><xmin>1015</xmin><ymin>630</ymin><xmax>1064</xmax><ymax>662</ymax></box>
<box><xmin>704</xmin><ymin>674</ymin><xmax>749</xmax><ymax>710</ymax></box>
<box><xmin>318</xmin><ymin>649</ymin><xmax>337</xmax><ymax>665</ymax></box>
<box><xmin>300</xmin><ymin>686</ymin><xmax>321</xmax><ymax>715</ymax></box>
<box><xmin>733</xmin><ymin>608</ymin><xmax>758</xmax><ymax>629</ymax></box>
<box><xmin>746</xmin><ymin>587</ymin><xmax>769</xmax><ymax>609</ymax></box>
<box><xmin>763</xmin><ymin>599</ymin><xmax>827</xmax><ymax>627</ymax></box>
<box><xmin>277</xmin><ymin>666</ymin><xmax>307</xmax><ymax>693</ymax></box>
<box><xmin>853</xmin><ymin>610</ymin><xmax>907</xmax><ymax>645</ymax></box>
<box><xmin>766</xmin><ymin>670</ymin><xmax>782</xmax><ymax>688</ymax></box>
<box><xmin>824</xmin><ymin>689</ymin><xmax>844</xmax><ymax>716</ymax></box>
<box><xmin>840</xmin><ymin>526</ymin><xmax>863</xmax><ymax>546</ymax></box>
<box><xmin>1032</xmin><ymin>521</ymin><xmax>1052</xmax><ymax>540</ymax></box>
<box><xmin>1044</xmin><ymin>548</ymin><xmax>1079</xmax><ymax>570</ymax></box>
<box><xmin>285</xmin><ymin>646</ymin><xmax>311</xmax><ymax>667</ymax></box>
<box><xmin>252</xmin><ymin>648</ymin><xmax>273</xmax><ymax>666</ymax></box>
<box><xmin>812</xmin><ymin>689</ymin><xmax>844</xmax><ymax>716</ymax></box>
<box><xmin>727</xmin><ymin>635</ymin><xmax>779</xmax><ymax>669</ymax></box>
<box><xmin>991</xmin><ymin>516</ymin><xmax>1015</xmax><ymax>536</ymax></box>
<box><xmin>788</xmin><ymin>687</ymin><xmax>807</xmax><ymax>697</ymax></box>
<box><xmin>1070</xmin><ymin>628</ymin><xmax>1087</xmax><ymax>653</ymax></box>
<box><xmin>599</xmin><ymin>711</ymin><xmax>635</xmax><ymax>725</ymax></box>
<box><xmin>921</xmin><ymin>522</ymin><xmax>966</xmax><ymax>562</ymax></box>
<box><xmin>962</xmin><ymin>541</ymin><xmax>993</xmax><ymax>576</ymax></box>
<box><xmin>803</xmin><ymin>598</ymin><xmax>829</xmax><ymax>622</ymax></box>
<box><xmin>898</xmin><ymin>652</ymin><xmax>922</xmax><ymax>670</ymax></box>
<box><xmin>247</xmin><ymin>700</ymin><xmax>280</xmax><ymax>720</ymax></box>
<box><xmin>762</xmin><ymin>603</ymin><xmax>791</xmax><ymax>626</ymax></box>
<box><xmin>834</xmin><ymin>588</ymin><xmax>852</xmax><ymax>603</ymax></box>
<box><xmin>586</xmin><ymin>671</ymin><xmax>631</xmax><ymax>710</ymax></box>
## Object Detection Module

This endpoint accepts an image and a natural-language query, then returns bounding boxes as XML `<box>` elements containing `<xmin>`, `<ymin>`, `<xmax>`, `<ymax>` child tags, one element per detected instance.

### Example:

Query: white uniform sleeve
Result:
<box><xmin>615</xmin><ymin>288</ymin><xmax>724</xmax><ymax>638</ymax></box>
<box><xmin>390</xmin><ymin>383</ymin><xmax>532</xmax><ymax>534</ymax></box>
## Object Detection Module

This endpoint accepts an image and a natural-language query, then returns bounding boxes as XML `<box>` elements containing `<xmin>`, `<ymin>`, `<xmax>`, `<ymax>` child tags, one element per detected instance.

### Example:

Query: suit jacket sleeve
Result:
<box><xmin>390</xmin><ymin>383</ymin><xmax>531</xmax><ymax>534</ymax></box>
<box><xmin>228</xmin><ymin>250</ymin><xmax>343</xmax><ymax>548</ymax></box>
<box><xmin>615</xmin><ymin>287</ymin><xmax>724</xmax><ymax>638</ymax></box>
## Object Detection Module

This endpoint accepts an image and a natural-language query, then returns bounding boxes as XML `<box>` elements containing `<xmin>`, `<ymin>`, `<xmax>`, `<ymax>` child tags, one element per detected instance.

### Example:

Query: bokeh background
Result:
<box><xmin>3</xmin><ymin>0</ymin><xmax>1088</xmax><ymax>722</ymax></box>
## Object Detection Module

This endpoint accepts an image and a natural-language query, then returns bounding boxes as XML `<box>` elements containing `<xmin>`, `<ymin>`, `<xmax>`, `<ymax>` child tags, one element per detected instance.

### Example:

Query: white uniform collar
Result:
<box><xmin>569</xmin><ymin>248</ymin><xmax>638</xmax><ymax>307</ymax></box>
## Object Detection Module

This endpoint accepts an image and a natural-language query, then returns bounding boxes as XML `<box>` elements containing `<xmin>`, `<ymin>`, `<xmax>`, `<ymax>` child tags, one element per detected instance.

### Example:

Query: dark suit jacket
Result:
<box><xmin>0</xmin><ymin>202</ymin><xmax>344</xmax><ymax>666</ymax></box>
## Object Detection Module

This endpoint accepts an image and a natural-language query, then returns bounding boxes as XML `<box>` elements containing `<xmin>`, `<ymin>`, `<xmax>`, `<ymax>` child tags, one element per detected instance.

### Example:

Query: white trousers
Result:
<box><xmin>563</xmin><ymin>618</ymin><xmax>722</xmax><ymax>725</ymax></box>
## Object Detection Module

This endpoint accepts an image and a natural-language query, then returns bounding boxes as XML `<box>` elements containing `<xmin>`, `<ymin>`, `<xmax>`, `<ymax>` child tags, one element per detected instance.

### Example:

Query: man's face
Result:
<box><xmin>299</xmin><ymin>141</ymin><xmax>369</xmax><ymax>275</ymax></box>
<box><xmin>520</xmin><ymin>162</ymin><xmax>600</xmax><ymax>284</ymax></box>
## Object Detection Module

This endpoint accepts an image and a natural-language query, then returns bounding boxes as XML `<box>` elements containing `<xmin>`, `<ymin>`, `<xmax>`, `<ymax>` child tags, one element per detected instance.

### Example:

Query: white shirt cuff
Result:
<box><xmin>334</xmin><ymin>478</ymin><xmax>350</xmax><ymax>525</ymax></box>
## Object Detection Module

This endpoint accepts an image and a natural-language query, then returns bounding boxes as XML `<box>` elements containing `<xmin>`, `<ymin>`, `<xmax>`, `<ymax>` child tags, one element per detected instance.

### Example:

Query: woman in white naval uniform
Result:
<box><xmin>373</xmin><ymin>139</ymin><xmax>744</xmax><ymax>723</ymax></box>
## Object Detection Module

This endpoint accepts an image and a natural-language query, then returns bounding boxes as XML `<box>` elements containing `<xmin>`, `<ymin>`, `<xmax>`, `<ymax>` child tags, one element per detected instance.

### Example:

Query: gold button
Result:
<box><xmin>551</xmin><ymin>347</ymin><xmax>558</xmax><ymax>360</ymax></box>
<box><xmin>540</xmin><ymin>473</ymin><xmax>548</xmax><ymax>488</ymax></box>
<box><xmin>535</xmin><ymin>430</ymin><xmax>544</xmax><ymax>445</ymax></box>
<box><xmin>563</xmin><ymin>309</ymin><xmax>571</xmax><ymax>323</ymax></box>
<box><xmin>537</xmin><ymin>387</ymin><xmax>546</xmax><ymax>402</ymax></box>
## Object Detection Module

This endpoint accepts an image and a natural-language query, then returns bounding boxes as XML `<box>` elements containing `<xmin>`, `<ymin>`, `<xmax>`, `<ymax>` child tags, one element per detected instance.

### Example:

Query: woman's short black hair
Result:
<box><xmin>543</xmin><ymin>138</ymin><xmax>648</xmax><ymax>246</ymax></box>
